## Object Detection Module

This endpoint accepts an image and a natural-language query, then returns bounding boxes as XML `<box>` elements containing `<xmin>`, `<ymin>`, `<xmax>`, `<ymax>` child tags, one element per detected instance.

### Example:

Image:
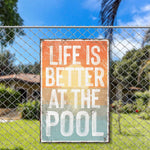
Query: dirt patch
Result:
<box><xmin>0</xmin><ymin>108</ymin><xmax>12</xmax><ymax>116</ymax></box>
<box><xmin>0</xmin><ymin>108</ymin><xmax>22</xmax><ymax>121</ymax></box>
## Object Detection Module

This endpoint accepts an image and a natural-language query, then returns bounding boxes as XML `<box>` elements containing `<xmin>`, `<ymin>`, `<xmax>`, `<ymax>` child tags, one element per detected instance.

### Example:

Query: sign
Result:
<box><xmin>41</xmin><ymin>39</ymin><xmax>109</xmax><ymax>142</ymax></box>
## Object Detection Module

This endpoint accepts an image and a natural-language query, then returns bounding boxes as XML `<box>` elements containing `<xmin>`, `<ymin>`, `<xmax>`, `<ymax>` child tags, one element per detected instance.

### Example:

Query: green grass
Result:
<box><xmin>0</xmin><ymin>113</ymin><xmax>150</xmax><ymax>150</ymax></box>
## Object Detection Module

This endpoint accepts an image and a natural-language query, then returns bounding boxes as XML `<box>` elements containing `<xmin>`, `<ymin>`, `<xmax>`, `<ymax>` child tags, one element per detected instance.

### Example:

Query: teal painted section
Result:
<box><xmin>41</xmin><ymin>105</ymin><xmax>108</xmax><ymax>142</ymax></box>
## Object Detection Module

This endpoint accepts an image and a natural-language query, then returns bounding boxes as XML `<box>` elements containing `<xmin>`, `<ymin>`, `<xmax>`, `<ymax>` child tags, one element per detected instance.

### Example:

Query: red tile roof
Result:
<box><xmin>0</xmin><ymin>74</ymin><xmax>40</xmax><ymax>83</ymax></box>
<box><xmin>129</xmin><ymin>87</ymin><xmax>141</xmax><ymax>90</ymax></box>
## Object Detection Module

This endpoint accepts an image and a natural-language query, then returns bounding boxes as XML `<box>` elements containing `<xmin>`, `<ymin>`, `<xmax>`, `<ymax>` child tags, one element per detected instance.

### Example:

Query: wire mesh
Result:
<box><xmin>0</xmin><ymin>26</ymin><xmax>150</xmax><ymax>150</ymax></box>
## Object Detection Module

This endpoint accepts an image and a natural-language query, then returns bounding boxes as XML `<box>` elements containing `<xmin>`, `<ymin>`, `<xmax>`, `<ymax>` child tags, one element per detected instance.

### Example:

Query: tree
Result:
<box><xmin>0</xmin><ymin>0</ymin><xmax>24</xmax><ymax>48</ymax></box>
<box><xmin>18</xmin><ymin>62</ymin><xmax>40</xmax><ymax>75</ymax></box>
<box><xmin>138</xmin><ymin>60</ymin><xmax>150</xmax><ymax>82</ymax></box>
<box><xmin>142</xmin><ymin>29</ymin><xmax>150</xmax><ymax>47</ymax></box>
<box><xmin>0</xmin><ymin>50</ymin><xmax>16</xmax><ymax>75</ymax></box>
<box><xmin>100</xmin><ymin>0</ymin><xmax>150</xmax><ymax>46</ymax></box>
<box><xmin>113</xmin><ymin>45</ymin><xmax>150</xmax><ymax>90</ymax></box>
<box><xmin>0</xmin><ymin>50</ymin><xmax>40</xmax><ymax>75</ymax></box>
<box><xmin>100</xmin><ymin>0</ymin><xmax>122</xmax><ymax>41</ymax></box>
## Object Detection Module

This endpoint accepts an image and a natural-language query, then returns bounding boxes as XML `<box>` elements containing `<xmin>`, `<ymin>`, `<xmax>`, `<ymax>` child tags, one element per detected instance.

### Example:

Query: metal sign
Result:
<box><xmin>41</xmin><ymin>39</ymin><xmax>109</xmax><ymax>142</ymax></box>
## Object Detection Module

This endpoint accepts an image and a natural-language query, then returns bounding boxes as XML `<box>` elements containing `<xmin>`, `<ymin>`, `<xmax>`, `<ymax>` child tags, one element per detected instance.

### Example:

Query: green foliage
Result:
<box><xmin>0</xmin><ymin>0</ymin><xmax>24</xmax><ymax>47</ymax></box>
<box><xmin>139</xmin><ymin>112</ymin><xmax>150</xmax><ymax>120</ymax></box>
<box><xmin>0</xmin><ymin>84</ymin><xmax>21</xmax><ymax>108</ymax></box>
<box><xmin>122</xmin><ymin>103</ymin><xmax>137</xmax><ymax>113</ymax></box>
<box><xmin>134</xmin><ymin>90</ymin><xmax>150</xmax><ymax>113</ymax></box>
<box><xmin>0</xmin><ymin>51</ymin><xmax>40</xmax><ymax>75</ymax></box>
<box><xmin>18</xmin><ymin>100</ymin><xmax>40</xmax><ymax>120</ymax></box>
<box><xmin>112</xmin><ymin>90</ymin><xmax>150</xmax><ymax>115</ymax></box>
<box><xmin>112</xmin><ymin>100</ymin><xmax>138</xmax><ymax>113</ymax></box>
<box><xmin>111</xmin><ymin>100</ymin><xmax>123</xmax><ymax>112</ymax></box>
<box><xmin>146</xmin><ymin>101</ymin><xmax>150</xmax><ymax>113</ymax></box>
<box><xmin>135</xmin><ymin>90</ymin><xmax>150</xmax><ymax>106</ymax></box>
<box><xmin>18</xmin><ymin>62</ymin><xmax>40</xmax><ymax>75</ymax></box>
<box><xmin>0</xmin><ymin>50</ymin><xmax>17</xmax><ymax>75</ymax></box>
<box><xmin>113</xmin><ymin>45</ymin><xmax>150</xmax><ymax>89</ymax></box>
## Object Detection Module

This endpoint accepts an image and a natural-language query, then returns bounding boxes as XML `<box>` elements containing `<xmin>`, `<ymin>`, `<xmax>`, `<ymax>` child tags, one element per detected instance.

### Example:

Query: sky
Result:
<box><xmin>6</xmin><ymin>0</ymin><xmax>150</xmax><ymax>65</ymax></box>
<box><xmin>17</xmin><ymin>0</ymin><xmax>150</xmax><ymax>26</ymax></box>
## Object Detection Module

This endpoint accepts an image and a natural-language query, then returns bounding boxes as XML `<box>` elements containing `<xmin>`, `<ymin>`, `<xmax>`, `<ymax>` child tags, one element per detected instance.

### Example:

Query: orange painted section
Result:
<box><xmin>41</xmin><ymin>40</ymin><xmax>108</xmax><ymax>88</ymax></box>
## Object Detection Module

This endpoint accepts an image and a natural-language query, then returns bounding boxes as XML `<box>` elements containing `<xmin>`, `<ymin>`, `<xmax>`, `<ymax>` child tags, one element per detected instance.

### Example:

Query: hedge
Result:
<box><xmin>18</xmin><ymin>100</ymin><xmax>40</xmax><ymax>120</ymax></box>
<box><xmin>0</xmin><ymin>84</ymin><xmax>21</xmax><ymax>108</ymax></box>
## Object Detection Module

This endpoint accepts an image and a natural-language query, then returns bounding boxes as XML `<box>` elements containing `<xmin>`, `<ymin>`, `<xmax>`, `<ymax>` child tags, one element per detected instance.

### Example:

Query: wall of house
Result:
<box><xmin>0</xmin><ymin>80</ymin><xmax>40</xmax><ymax>101</ymax></box>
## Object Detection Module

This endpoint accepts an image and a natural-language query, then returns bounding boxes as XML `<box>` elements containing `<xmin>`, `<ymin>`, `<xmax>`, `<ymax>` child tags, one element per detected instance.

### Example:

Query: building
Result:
<box><xmin>0</xmin><ymin>74</ymin><xmax>40</xmax><ymax>102</ymax></box>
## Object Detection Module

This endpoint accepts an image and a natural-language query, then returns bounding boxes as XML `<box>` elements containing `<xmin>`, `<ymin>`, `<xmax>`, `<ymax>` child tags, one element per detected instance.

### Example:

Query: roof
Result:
<box><xmin>0</xmin><ymin>74</ymin><xmax>40</xmax><ymax>83</ymax></box>
<box><xmin>129</xmin><ymin>87</ymin><xmax>142</xmax><ymax>90</ymax></box>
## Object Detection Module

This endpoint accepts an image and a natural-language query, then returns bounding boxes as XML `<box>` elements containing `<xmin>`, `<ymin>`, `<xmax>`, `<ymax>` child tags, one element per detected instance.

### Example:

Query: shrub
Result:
<box><xmin>135</xmin><ymin>91</ymin><xmax>150</xmax><ymax>106</ymax></box>
<box><xmin>111</xmin><ymin>100</ymin><xmax>138</xmax><ymax>113</ymax></box>
<box><xmin>18</xmin><ymin>100</ymin><xmax>40</xmax><ymax>120</ymax></box>
<box><xmin>135</xmin><ymin>90</ymin><xmax>150</xmax><ymax>112</ymax></box>
<box><xmin>122</xmin><ymin>103</ymin><xmax>137</xmax><ymax>113</ymax></box>
<box><xmin>145</xmin><ymin>107</ymin><xmax>150</xmax><ymax>114</ymax></box>
<box><xmin>0</xmin><ymin>84</ymin><xmax>21</xmax><ymax>108</ymax></box>
<box><xmin>139</xmin><ymin>112</ymin><xmax>150</xmax><ymax>120</ymax></box>
<box><xmin>111</xmin><ymin>100</ymin><xmax>124</xmax><ymax>113</ymax></box>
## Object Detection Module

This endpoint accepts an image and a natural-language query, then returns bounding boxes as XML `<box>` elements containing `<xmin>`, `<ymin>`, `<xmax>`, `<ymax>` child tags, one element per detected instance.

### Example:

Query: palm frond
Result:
<box><xmin>142</xmin><ymin>29</ymin><xmax>150</xmax><ymax>47</ymax></box>
<box><xmin>99</xmin><ymin>0</ymin><xmax>122</xmax><ymax>41</ymax></box>
<box><xmin>138</xmin><ymin>60</ymin><xmax>150</xmax><ymax>83</ymax></box>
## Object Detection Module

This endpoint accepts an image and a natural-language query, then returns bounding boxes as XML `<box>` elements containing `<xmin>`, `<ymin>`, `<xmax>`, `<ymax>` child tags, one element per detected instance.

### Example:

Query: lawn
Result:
<box><xmin>0</xmin><ymin>113</ymin><xmax>149</xmax><ymax>150</ymax></box>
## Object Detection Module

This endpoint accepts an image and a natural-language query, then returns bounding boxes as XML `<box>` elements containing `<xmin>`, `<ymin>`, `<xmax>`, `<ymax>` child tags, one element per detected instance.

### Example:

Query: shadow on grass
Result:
<box><xmin>119</xmin><ymin>131</ymin><xmax>143</xmax><ymax>137</ymax></box>
<box><xmin>1</xmin><ymin>147</ymin><xmax>23</xmax><ymax>150</ymax></box>
<box><xmin>109</xmin><ymin>112</ymin><xmax>113</xmax><ymax>144</ymax></box>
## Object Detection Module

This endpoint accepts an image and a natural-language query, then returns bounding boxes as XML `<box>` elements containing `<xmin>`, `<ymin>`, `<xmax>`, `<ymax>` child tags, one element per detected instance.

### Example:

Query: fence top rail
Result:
<box><xmin>0</xmin><ymin>26</ymin><xmax>150</xmax><ymax>28</ymax></box>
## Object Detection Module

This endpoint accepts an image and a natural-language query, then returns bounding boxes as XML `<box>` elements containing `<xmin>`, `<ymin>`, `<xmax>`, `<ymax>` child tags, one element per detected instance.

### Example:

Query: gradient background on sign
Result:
<box><xmin>41</xmin><ymin>40</ymin><xmax>109</xmax><ymax>142</ymax></box>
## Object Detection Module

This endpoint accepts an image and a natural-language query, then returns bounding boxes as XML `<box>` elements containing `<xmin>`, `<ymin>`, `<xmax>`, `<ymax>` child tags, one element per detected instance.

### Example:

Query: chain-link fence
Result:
<box><xmin>0</xmin><ymin>26</ymin><xmax>150</xmax><ymax>150</ymax></box>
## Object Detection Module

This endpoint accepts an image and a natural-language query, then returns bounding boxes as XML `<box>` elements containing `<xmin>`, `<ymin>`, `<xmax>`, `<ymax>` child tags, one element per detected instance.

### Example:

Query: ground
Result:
<box><xmin>0</xmin><ymin>113</ymin><xmax>149</xmax><ymax>150</ymax></box>
<box><xmin>0</xmin><ymin>108</ymin><xmax>21</xmax><ymax>122</ymax></box>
